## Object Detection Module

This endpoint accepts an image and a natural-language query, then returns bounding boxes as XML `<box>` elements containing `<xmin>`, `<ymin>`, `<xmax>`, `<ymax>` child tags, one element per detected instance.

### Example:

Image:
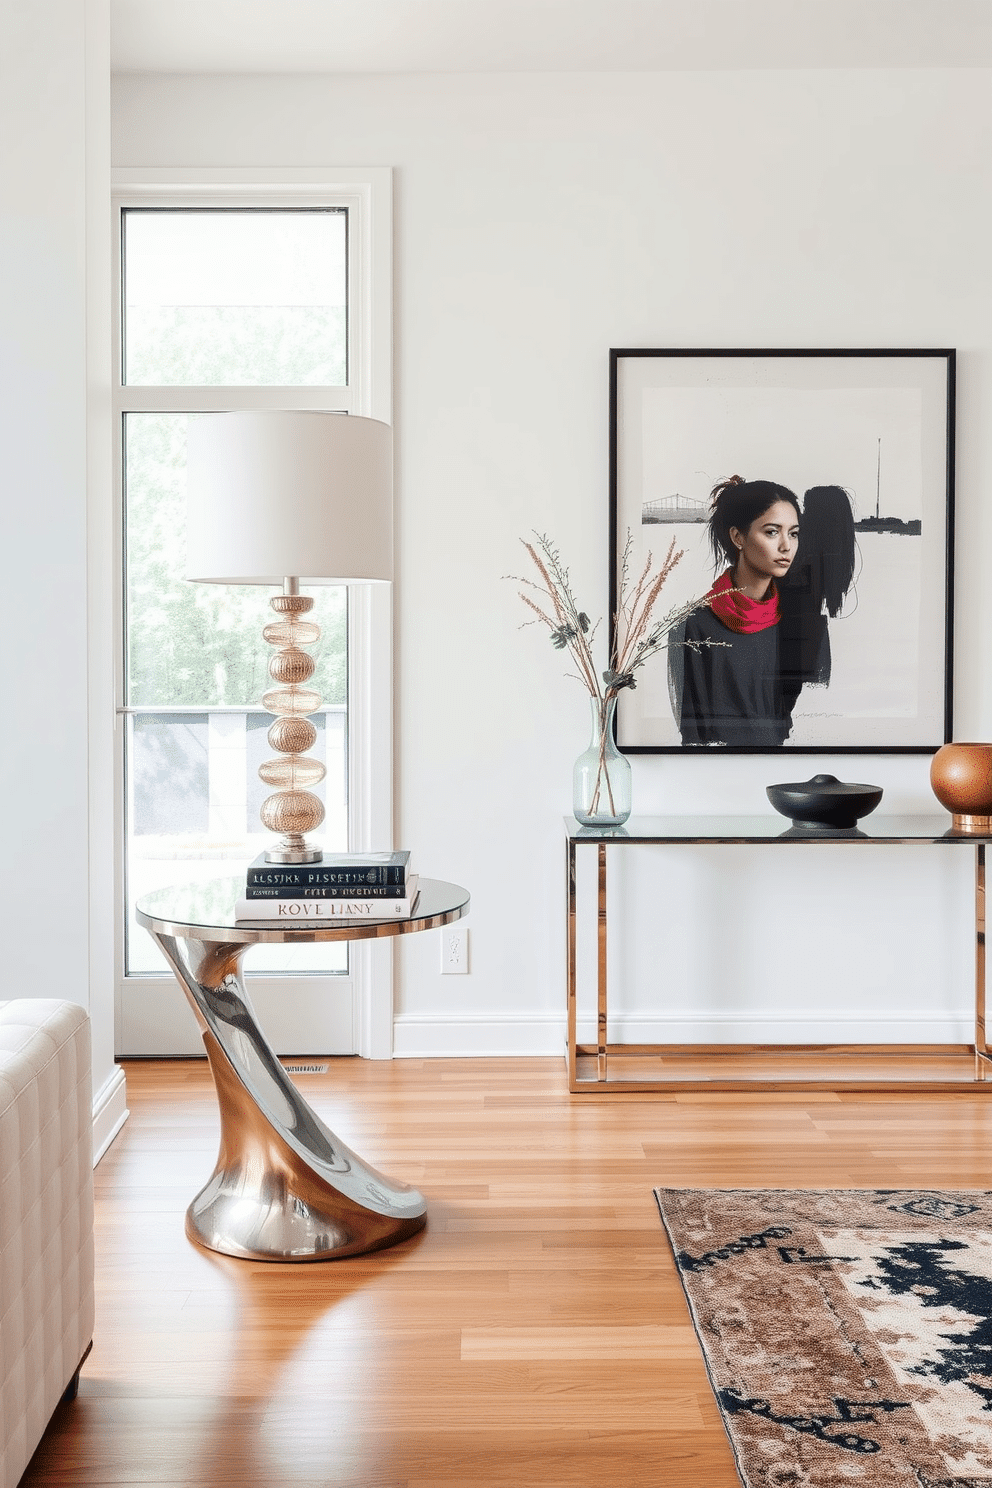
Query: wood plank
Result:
<box><xmin>24</xmin><ymin>1055</ymin><xmax>992</xmax><ymax>1486</ymax></box>
<box><xmin>460</xmin><ymin>1325</ymin><xmax>699</xmax><ymax>1359</ymax></box>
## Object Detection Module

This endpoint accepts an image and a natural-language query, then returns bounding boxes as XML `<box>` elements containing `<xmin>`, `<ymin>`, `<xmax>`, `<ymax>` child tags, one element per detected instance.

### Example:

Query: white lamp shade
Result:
<box><xmin>186</xmin><ymin>411</ymin><xmax>393</xmax><ymax>584</ymax></box>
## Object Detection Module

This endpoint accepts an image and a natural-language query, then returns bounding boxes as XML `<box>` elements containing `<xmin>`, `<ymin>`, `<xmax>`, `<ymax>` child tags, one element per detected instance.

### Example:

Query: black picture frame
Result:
<box><xmin>609</xmin><ymin>348</ymin><xmax>955</xmax><ymax>754</ymax></box>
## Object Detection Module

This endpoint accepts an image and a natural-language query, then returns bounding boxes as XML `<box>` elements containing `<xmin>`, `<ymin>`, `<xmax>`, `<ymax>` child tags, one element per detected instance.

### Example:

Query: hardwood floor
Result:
<box><xmin>20</xmin><ymin>1057</ymin><xmax>992</xmax><ymax>1486</ymax></box>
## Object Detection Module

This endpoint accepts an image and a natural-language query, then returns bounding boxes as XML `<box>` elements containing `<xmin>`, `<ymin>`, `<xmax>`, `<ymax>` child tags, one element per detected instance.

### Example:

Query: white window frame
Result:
<box><xmin>111</xmin><ymin>168</ymin><xmax>395</xmax><ymax>1059</ymax></box>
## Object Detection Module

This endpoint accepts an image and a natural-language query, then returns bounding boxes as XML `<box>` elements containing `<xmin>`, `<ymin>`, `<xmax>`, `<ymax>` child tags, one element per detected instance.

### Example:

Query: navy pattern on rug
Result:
<box><xmin>655</xmin><ymin>1189</ymin><xmax>992</xmax><ymax>1487</ymax></box>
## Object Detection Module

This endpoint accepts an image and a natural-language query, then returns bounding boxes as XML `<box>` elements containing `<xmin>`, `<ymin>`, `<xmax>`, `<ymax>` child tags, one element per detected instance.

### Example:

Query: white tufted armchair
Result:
<box><xmin>0</xmin><ymin>1000</ymin><xmax>95</xmax><ymax>1488</ymax></box>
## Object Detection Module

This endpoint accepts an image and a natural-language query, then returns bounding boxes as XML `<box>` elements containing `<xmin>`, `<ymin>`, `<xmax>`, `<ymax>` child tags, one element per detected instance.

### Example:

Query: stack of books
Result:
<box><xmin>234</xmin><ymin>850</ymin><xmax>419</xmax><ymax>922</ymax></box>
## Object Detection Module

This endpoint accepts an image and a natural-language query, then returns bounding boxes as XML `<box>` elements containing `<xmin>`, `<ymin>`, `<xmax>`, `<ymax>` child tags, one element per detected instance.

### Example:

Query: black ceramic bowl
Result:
<box><xmin>766</xmin><ymin>773</ymin><xmax>883</xmax><ymax>831</ymax></box>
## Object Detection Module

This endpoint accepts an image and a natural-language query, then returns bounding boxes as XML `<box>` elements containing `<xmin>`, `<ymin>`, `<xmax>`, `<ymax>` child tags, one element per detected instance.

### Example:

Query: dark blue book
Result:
<box><xmin>245</xmin><ymin>849</ymin><xmax>411</xmax><ymax>890</ymax></box>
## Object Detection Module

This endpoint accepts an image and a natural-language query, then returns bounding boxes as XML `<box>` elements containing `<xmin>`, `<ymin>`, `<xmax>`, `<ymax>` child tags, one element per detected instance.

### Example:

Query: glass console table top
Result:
<box><xmin>137</xmin><ymin>875</ymin><xmax>470</xmax><ymax>943</ymax></box>
<box><xmin>565</xmin><ymin>813</ymin><xmax>988</xmax><ymax>844</ymax></box>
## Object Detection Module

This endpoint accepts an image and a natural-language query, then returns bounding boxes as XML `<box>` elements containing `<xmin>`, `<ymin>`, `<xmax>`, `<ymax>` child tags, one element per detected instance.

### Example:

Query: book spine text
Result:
<box><xmin>246</xmin><ymin>868</ymin><xmax>406</xmax><ymax>888</ymax></box>
<box><xmin>236</xmin><ymin>895</ymin><xmax>418</xmax><ymax>921</ymax></box>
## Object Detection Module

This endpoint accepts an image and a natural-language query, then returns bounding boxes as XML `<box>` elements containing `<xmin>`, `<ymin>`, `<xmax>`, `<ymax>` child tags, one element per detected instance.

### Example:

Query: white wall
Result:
<box><xmin>112</xmin><ymin>68</ymin><xmax>992</xmax><ymax>1053</ymax></box>
<box><xmin>1</xmin><ymin>0</ymin><xmax>125</xmax><ymax>1149</ymax></box>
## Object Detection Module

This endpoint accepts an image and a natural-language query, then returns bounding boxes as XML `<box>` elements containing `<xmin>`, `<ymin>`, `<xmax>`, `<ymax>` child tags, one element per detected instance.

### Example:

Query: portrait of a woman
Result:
<box><xmin>613</xmin><ymin>349</ymin><xmax>951</xmax><ymax>752</ymax></box>
<box><xmin>668</xmin><ymin>476</ymin><xmax>858</xmax><ymax>747</ymax></box>
<box><xmin>668</xmin><ymin>475</ymin><xmax>801</xmax><ymax>747</ymax></box>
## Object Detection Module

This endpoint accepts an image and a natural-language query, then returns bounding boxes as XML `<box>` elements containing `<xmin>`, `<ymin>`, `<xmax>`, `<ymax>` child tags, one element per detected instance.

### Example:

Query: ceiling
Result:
<box><xmin>109</xmin><ymin>0</ymin><xmax>992</xmax><ymax>74</ymax></box>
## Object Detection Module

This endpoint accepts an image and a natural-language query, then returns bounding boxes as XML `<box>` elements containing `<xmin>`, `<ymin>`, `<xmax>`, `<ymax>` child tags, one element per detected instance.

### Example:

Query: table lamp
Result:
<box><xmin>186</xmin><ymin>410</ymin><xmax>392</xmax><ymax>864</ymax></box>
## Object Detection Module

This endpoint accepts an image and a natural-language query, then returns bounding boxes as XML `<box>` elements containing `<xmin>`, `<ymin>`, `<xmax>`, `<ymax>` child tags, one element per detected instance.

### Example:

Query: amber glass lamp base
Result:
<box><xmin>259</xmin><ymin>587</ymin><xmax>326</xmax><ymax>863</ymax></box>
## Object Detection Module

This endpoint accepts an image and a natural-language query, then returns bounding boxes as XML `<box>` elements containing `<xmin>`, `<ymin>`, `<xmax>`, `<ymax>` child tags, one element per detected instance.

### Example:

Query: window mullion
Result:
<box><xmin>116</xmin><ymin>386</ymin><xmax>354</xmax><ymax>414</ymax></box>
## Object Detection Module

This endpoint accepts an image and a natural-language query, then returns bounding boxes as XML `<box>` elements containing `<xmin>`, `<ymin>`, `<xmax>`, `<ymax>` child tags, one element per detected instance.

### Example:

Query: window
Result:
<box><xmin>123</xmin><ymin>209</ymin><xmax>348</xmax><ymax>386</ymax></box>
<box><xmin>113</xmin><ymin>172</ymin><xmax>392</xmax><ymax>1056</ymax></box>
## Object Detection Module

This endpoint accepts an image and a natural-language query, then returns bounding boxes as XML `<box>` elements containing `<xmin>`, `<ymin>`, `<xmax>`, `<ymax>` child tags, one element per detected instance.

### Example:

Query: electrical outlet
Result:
<box><xmin>442</xmin><ymin>924</ymin><xmax>469</xmax><ymax>974</ymax></box>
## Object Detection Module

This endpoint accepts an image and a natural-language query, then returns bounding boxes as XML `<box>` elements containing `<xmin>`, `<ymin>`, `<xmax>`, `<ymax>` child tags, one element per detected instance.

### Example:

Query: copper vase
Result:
<box><xmin>930</xmin><ymin>742</ymin><xmax>992</xmax><ymax>831</ymax></box>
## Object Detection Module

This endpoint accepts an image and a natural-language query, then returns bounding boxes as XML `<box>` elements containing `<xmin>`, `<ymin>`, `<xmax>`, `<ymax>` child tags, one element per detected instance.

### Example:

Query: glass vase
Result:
<box><xmin>573</xmin><ymin>695</ymin><xmax>632</xmax><ymax>827</ymax></box>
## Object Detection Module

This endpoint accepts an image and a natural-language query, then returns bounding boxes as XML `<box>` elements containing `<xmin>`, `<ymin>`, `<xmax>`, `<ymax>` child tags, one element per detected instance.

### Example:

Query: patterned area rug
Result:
<box><xmin>654</xmin><ymin>1189</ymin><xmax>992</xmax><ymax>1487</ymax></box>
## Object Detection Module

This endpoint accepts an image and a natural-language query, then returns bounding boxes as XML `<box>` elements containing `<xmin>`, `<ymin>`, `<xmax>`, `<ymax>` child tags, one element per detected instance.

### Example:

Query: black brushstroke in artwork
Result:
<box><xmin>718</xmin><ymin>1388</ymin><xmax>910</xmax><ymax>1453</ymax></box>
<box><xmin>777</xmin><ymin>484</ymin><xmax>858</xmax><ymax>723</ymax></box>
<box><xmin>859</xmin><ymin>1239</ymin><xmax>992</xmax><ymax>1409</ymax></box>
<box><xmin>854</xmin><ymin>517</ymin><xmax>921</xmax><ymax>535</ymax></box>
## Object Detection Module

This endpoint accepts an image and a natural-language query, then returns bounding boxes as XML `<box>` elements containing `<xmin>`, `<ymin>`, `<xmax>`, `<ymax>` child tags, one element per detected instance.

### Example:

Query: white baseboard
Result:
<box><xmin>92</xmin><ymin>1063</ymin><xmax>128</xmax><ymax>1165</ymax></box>
<box><xmin>392</xmin><ymin>1014</ymin><xmax>563</xmax><ymax>1058</ymax></box>
<box><xmin>393</xmin><ymin>1012</ymin><xmax>974</xmax><ymax>1058</ymax></box>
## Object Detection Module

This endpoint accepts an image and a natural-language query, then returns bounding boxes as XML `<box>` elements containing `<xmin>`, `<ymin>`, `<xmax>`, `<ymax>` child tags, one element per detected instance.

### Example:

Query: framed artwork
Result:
<box><xmin>610</xmin><ymin>348</ymin><xmax>955</xmax><ymax>753</ymax></box>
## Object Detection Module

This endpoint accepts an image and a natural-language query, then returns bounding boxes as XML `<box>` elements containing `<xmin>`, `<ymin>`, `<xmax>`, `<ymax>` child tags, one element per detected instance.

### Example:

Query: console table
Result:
<box><xmin>137</xmin><ymin>875</ymin><xmax>469</xmax><ymax>1261</ymax></box>
<box><xmin>565</xmin><ymin>814</ymin><xmax>991</xmax><ymax>1093</ymax></box>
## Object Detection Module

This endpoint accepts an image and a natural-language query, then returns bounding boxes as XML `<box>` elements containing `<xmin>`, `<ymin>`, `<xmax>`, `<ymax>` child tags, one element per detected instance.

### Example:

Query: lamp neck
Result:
<box><xmin>283</xmin><ymin>576</ymin><xmax>301</xmax><ymax>596</ymax></box>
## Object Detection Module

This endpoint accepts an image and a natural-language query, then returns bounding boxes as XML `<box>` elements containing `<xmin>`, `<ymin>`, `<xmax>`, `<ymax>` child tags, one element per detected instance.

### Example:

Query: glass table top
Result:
<box><xmin>565</xmin><ymin>813</ymin><xmax>987</xmax><ymax>844</ymax></box>
<box><xmin>136</xmin><ymin>876</ymin><xmax>470</xmax><ymax>943</ymax></box>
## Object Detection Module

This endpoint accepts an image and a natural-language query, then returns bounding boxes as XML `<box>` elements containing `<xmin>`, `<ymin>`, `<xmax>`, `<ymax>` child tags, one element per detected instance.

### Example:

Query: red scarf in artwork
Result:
<box><xmin>707</xmin><ymin>568</ymin><xmax>780</xmax><ymax>634</ymax></box>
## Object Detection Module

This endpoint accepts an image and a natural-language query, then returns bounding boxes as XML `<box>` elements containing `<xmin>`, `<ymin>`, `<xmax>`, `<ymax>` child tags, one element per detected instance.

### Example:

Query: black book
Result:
<box><xmin>245</xmin><ymin>849</ymin><xmax>411</xmax><ymax>890</ymax></box>
<box><xmin>244</xmin><ymin>881</ymin><xmax>410</xmax><ymax>900</ymax></box>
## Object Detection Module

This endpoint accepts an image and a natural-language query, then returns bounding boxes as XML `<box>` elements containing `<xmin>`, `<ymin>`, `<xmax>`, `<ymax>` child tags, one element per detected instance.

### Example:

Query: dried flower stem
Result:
<box><xmin>589</xmin><ymin>697</ymin><xmax>618</xmax><ymax>816</ymax></box>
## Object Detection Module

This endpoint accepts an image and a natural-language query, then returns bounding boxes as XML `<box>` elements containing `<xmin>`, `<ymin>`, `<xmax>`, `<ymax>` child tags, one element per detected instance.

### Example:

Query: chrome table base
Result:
<box><xmin>151</xmin><ymin>929</ymin><xmax>426</xmax><ymax>1260</ymax></box>
<box><xmin>565</xmin><ymin>815</ymin><xmax>992</xmax><ymax>1093</ymax></box>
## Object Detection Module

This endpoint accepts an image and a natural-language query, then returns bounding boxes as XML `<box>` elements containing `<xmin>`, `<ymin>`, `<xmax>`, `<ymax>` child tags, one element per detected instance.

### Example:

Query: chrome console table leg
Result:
<box><xmin>597</xmin><ymin>844</ymin><xmax>608</xmax><ymax>1081</ymax></box>
<box><xmin>566</xmin><ymin>838</ymin><xmax>578</xmax><ymax>1088</ymax></box>
<box><xmin>151</xmin><ymin>929</ymin><xmax>427</xmax><ymax>1262</ymax></box>
<box><xmin>977</xmin><ymin>844</ymin><xmax>990</xmax><ymax>1077</ymax></box>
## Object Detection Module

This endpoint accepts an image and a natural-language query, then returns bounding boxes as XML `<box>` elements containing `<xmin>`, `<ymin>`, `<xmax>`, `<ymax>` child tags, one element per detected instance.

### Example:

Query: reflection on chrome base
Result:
<box><xmin>152</xmin><ymin>930</ymin><xmax>427</xmax><ymax>1261</ymax></box>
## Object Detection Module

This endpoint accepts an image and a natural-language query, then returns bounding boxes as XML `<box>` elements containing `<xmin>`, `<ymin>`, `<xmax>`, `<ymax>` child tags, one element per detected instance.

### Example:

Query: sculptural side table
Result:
<box><xmin>137</xmin><ymin>876</ymin><xmax>469</xmax><ymax>1262</ymax></box>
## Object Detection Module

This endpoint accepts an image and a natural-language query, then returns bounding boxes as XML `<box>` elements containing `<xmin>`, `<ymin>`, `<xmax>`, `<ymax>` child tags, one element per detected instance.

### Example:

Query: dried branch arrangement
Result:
<box><xmin>509</xmin><ymin>530</ymin><xmax>708</xmax><ymax>708</ymax></box>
